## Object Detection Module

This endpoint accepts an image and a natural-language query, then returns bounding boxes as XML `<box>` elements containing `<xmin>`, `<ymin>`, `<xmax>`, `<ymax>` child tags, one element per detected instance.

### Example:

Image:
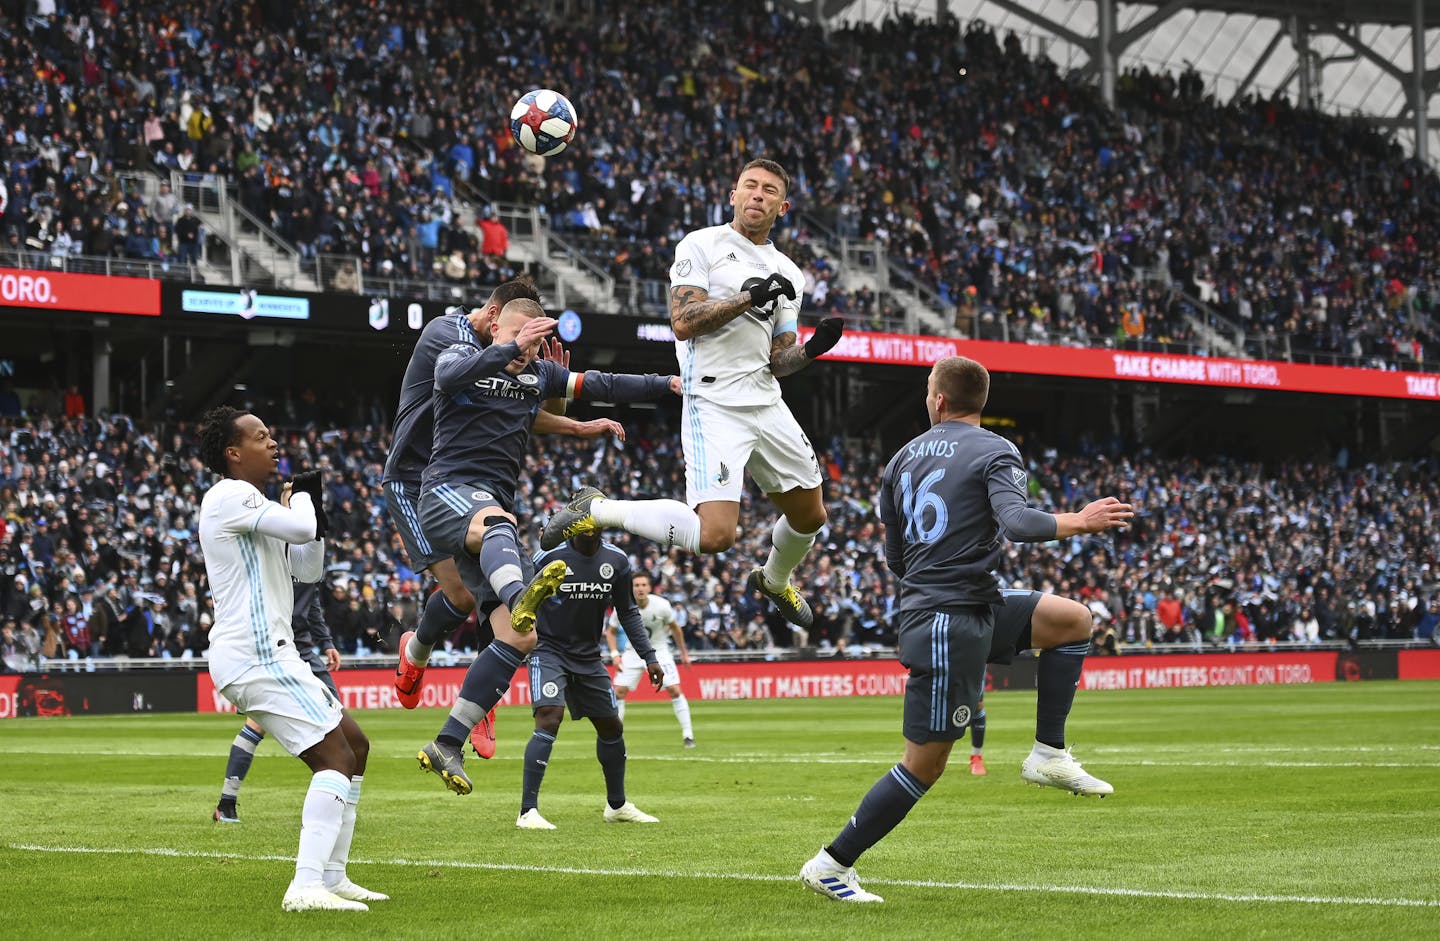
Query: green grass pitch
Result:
<box><xmin>1</xmin><ymin>681</ymin><xmax>1437</xmax><ymax>939</ymax></box>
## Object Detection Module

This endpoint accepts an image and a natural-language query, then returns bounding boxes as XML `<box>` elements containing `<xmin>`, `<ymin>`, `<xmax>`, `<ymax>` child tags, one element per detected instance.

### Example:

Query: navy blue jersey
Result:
<box><xmin>383</xmin><ymin>311</ymin><xmax>480</xmax><ymax>486</ymax></box>
<box><xmin>533</xmin><ymin>541</ymin><xmax>657</xmax><ymax>664</ymax></box>
<box><xmin>422</xmin><ymin>337</ymin><xmax>673</xmax><ymax>509</ymax></box>
<box><xmin>290</xmin><ymin>580</ymin><xmax>333</xmax><ymax>669</ymax></box>
<box><xmin>879</xmin><ymin>421</ymin><xmax>1057</xmax><ymax>610</ymax></box>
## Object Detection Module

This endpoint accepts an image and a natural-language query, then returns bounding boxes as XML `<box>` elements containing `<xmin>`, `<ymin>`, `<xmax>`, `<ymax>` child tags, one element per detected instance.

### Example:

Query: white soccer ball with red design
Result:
<box><xmin>509</xmin><ymin>89</ymin><xmax>579</xmax><ymax>157</ymax></box>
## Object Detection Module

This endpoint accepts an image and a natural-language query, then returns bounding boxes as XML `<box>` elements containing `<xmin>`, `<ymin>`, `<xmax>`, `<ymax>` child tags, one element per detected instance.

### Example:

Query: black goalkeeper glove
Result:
<box><xmin>803</xmin><ymin>317</ymin><xmax>845</xmax><ymax>359</ymax></box>
<box><xmin>289</xmin><ymin>470</ymin><xmax>329</xmax><ymax>539</ymax></box>
<box><xmin>747</xmin><ymin>272</ymin><xmax>796</xmax><ymax>309</ymax></box>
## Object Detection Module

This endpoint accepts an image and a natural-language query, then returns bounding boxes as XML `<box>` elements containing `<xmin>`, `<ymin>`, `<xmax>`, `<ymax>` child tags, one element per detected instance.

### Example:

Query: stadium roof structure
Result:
<box><xmin>792</xmin><ymin>0</ymin><xmax>1440</xmax><ymax>162</ymax></box>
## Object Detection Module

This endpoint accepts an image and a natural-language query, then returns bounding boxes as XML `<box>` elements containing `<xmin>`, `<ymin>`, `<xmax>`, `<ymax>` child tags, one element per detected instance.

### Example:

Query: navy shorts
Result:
<box><xmin>897</xmin><ymin>605</ymin><xmax>993</xmax><ymax>744</ymax></box>
<box><xmin>988</xmin><ymin>589</ymin><xmax>1041</xmax><ymax>664</ymax></box>
<box><xmin>418</xmin><ymin>479</ymin><xmax>530</xmax><ymax>615</ymax></box>
<box><xmin>384</xmin><ymin>479</ymin><xmax>448</xmax><ymax>572</ymax></box>
<box><xmin>527</xmin><ymin>646</ymin><xmax>618</xmax><ymax>720</ymax></box>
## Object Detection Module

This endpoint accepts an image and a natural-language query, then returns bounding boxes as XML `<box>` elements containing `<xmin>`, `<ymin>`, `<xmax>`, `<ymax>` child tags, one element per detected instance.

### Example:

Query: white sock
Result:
<box><xmin>761</xmin><ymin>517</ymin><xmax>818</xmax><ymax>589</ymax></box>
<box><xmin>406</xmin><ymin>634</ymin><xmax>430</xmax><ymax>667</ymax></box>
<box><xmin>323</xmin><ymin>775</ymin><xmax>363</xmax><ymax>888</ymax></box>
<box><xmin>616</xmin><ymin>699</ymin><xmax>626</xmax><ymax>720</ymax></box>
<box><xmin>295</xmin><ymin>769</ymin><xmax>350</xmax><ymax>886</ymax></box>
<box><xmin>591</xmin><ymin>498</ymin><xmax>701</xmax><ymax>552</ymax></box>
<box><xmin>671</xmin><ymin>695</ymin><xmax>693</xmax><ymax>738</ymax></box>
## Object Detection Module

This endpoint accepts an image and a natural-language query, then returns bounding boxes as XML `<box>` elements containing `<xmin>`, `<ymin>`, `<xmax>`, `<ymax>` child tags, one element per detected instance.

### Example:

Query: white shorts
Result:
<box><xmin>215</xmin><ymin>653</ymin><xmax>344</xmax><ymax>756</ymax></box>
<box><xmin>681</xmin><ymin>396</ymin><xmax>823</xmax><ymax>505</ymax></box>
<box><xmin>615</xmin><ymin>647</ymin><xmax>680</xmax><ymax>690</ymax></box>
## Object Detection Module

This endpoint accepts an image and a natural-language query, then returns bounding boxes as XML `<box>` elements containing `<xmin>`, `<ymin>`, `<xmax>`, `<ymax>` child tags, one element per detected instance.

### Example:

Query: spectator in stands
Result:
<box><xmin>174</xmin><ymin>205</ymin><xmax>201</xmax><ymax>267</ymax></box>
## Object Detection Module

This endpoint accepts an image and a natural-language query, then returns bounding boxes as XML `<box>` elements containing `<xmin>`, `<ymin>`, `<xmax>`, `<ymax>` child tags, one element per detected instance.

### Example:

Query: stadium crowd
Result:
<box><xmin>2</xmin><ymin>402</ymin><xmax>1437</xmax><ymax>673</ymax></box>
<box><xmin>1</xmin><ymin>1</ymin><xmax>1436</xmax><ymax>366</ymax></box>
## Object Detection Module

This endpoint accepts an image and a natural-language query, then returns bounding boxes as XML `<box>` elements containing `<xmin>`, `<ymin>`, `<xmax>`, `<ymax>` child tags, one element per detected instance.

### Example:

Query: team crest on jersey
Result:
<box><xmin>542</xmin><ymin>681</ymin><xmax>559</xmax><ymax>698</ymax></box>
<box><xmin>599</xmin><ymin>563</ymin><xmax>615</xmax><ymax>579</ymax></box>
<box><xmin>675</xmin><ymin>259</ymin><xmax>692</xmax><ymax>277</ymax></box>
<box><xmin>952</xmin><ymin>705</ymin><xmax>972</xmax><ymax>728</ymax></box>
<box><xmin>517</xmin><ymin>374</ymin><xmax>539</xmax><ymax>385</ymax></box>
<box><xmin>471</xmin><ymin>490</ymin><xmax>493</xmax><ymax>502</ymax></box>
<box><xmin>715</xmin><ymin>462</ymin><xmax>731</xmax><ymax>486</ymax></box>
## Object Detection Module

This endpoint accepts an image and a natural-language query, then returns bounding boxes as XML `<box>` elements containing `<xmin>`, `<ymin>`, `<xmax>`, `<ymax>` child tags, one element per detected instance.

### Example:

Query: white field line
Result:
<box><xmin>5</xmin><ymin>842</ymin><xmax>1438</xmax><ymax>909</ymax></box>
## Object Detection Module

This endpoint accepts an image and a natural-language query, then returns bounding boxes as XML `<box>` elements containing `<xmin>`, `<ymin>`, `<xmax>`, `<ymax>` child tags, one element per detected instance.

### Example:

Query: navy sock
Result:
<box><xmin>437</xmin><ymin>641</ymin><xmax>525</xmax><ymax>746</ymax></box>
<box><xmin>521</xmin><ymin>730</ymin><xmax>556</xmax><ymax>813</ymax></box>
<box><xmin>477</xmin><ymin>521</ymin><xmax>527</xmax><ymax>610</ymax></box>
<box><xmin>1036</xmin><ymin>642</ymin><xmax>1089</xmax><ymax>749</ymax></box>
<box><xmin>970</xmin><ymin>709</ymin><xmax>987</xmax><ymax>751</ymax></box>
<box><xmin>220</xmin><ymin>725</ymin><xmax>265</xmax><ymax>800</ymax></box>
<box><xmin>416</xmin><ymin>590</ymin><xmax>469</xmax><ymax>650</ymax></box>
<box><xmin>596</xmin><ymin>735</ymin><xmax>627</xmax><ymax>809</ymax></box>
<box><xmin>827</xmin><ymin>763</ymin><xmax>930</xmax><ymax>868</ymax></box>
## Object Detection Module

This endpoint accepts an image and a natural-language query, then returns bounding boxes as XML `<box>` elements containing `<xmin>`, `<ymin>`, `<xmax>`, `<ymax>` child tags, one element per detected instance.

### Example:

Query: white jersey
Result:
<box><xmin>199</xmin><ymin>478</ymin><xmax>324</xmax><ymax>689</ymax></box>
<box><xmin>670</xmin><ymin>223</ymin><xmax>804</xmax><ymax>407</ymax></box>
<box><xmin>609</xmin><ymin>594</ymin><xmax>678</xmax><ymax>653</ymax></box>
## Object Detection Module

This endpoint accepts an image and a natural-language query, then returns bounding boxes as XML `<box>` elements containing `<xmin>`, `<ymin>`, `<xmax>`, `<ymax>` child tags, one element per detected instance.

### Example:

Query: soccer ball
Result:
<box><xmin>509</xmin><ymin>89</ymin><xmax>579</xmax><ymax>157</ymax></box>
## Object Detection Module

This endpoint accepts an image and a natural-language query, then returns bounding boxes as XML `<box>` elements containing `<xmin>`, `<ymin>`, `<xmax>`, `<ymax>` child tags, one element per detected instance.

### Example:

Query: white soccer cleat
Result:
<box><xmin>603</xmin><ymin>801</ymin><xmax>659</xmax><ymax>823</ymax></box>
<box><xmin>800</xmin><ymin>850</ymin><xmax>884</xmax><ymax>903</ymax></box>
<box><xmin>281</xmin><ymin>881</ymin><xmax>369</xmax><ymax>912</ymax></box>
<box><xmin>516</xmin><ymin>808</ymin><xmax>558</xmax><ymax>830</ymax></box>
<box><xmin>1021</xmin><ymin>743</ymin><xmax>1114</xmax><ymax>796</ymax></box>
<box><xmin>326</xmin><ymin>877</ymin><xmax>390</xmax><ymax>902</ymax></box>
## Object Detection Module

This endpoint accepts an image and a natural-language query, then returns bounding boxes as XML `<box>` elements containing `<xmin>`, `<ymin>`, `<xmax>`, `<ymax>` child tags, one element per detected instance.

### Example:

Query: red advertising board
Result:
<box><xmin>0</xmin><ymin>268</ymin><xmax>160</xmax><ymax>316</ymax></box>
<box><xmin>191</xmin><ymin>651</ymin><xmax>1386</xmax><ymax>713</ymax></box>
<box><xmin>1077</xmin><ymin>652</ymin><xmax>1339</xmax><ymax>690</ymax></box>
<box><xmin>796</xmin><ymin>328</ymin><xmax>1440</xmax><ymax>401</ymax></box>
<box><xmin>0</xmin><ymin>675</ymin><xmax>19</xmax><ymax>718</ymax></box>
<box><xmin>1398</xmin><ymin>649</ymin><xmax>1440</xmax><ymax>679</ymax></box>
<box><xmin>195</xmin><ymin>660</ymin><xmax>913</xmax><ymax>713</ymax></box>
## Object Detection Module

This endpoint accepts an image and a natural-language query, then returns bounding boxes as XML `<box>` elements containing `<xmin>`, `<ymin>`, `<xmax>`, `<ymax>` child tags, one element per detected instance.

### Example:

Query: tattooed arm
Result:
<box><xmin>670</xmin><ymin>285</ymin><xmax>754</xmax><ymax>341</ymax></box>
<box><xmin>770</xmin><ymin>331</ymin><xmax>812</xmax><ymax>377</ymax></box>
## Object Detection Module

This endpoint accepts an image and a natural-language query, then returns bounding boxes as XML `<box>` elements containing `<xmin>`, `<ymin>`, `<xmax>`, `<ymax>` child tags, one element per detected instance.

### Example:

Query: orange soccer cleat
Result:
<box><xmin>394</xmin><ymin>630</ymin><xmax>426</xmax><ymax>709</ymax></box>
<box><xmin>470</xmin><ymin>709</ymin><xmax>497</xmax><ymax>759</ymax></box>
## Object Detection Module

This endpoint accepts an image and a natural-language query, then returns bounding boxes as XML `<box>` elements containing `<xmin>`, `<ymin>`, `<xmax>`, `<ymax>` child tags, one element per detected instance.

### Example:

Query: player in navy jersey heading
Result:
<box><xmin>515</xmin><ymin>532</ymin><xmax>666</xmax><ymax>829</ymax></box>
<box><xmin>800</xmin><ymin>357</ymin><xmax>1133</xmax><ymax>903</ymax></box>
<box><xmin>415</xmin><ymin>297</ymin><xmax>680</xmax><ymax>796</ymax></box>
<box><xmin>213</xmin><ymin>579</ymin><xmax>342</xmax><ymax>823</ymax></box>
<box><xmin>385</xmin><ymin>276</ymin><xmax>621</xmax><ymax>743</ymax></box>
<box><xmin>543</xmin><ymin>158</ymin><xmax>846</xmax><ymax>631</ymax></box>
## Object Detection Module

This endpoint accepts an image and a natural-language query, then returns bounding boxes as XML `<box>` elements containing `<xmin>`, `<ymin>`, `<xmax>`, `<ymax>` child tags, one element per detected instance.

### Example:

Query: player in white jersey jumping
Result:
<box><xmin>545</xmin><ymin>158</ymin><xmax>846</xmax><ymax>629</ymax></box>
<box><xmin>197</xmin><ymin>406</ymin><xmax>383</xmax><ymax>913</ymax></box>
<box><xmin>606</xmin><ymin>571</ymin><xmax>695</xmax><ymax>747</ymax></box>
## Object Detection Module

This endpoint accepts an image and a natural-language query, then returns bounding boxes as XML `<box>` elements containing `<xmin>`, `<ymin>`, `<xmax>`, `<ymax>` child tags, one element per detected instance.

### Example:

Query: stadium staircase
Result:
<box><xmin>798</xmin><ymin>213</ymin><xmax>954</xmax><ymax>335</ymax></box>
<box><xmin>117</xmin><ymin>171</ymin><xmax>318</xmax><ymax>291</ymax></box>
<box><xmin>453</xmin><ymin>196</ymin><xmax>620</xmax><ymax>313</ymax></box>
